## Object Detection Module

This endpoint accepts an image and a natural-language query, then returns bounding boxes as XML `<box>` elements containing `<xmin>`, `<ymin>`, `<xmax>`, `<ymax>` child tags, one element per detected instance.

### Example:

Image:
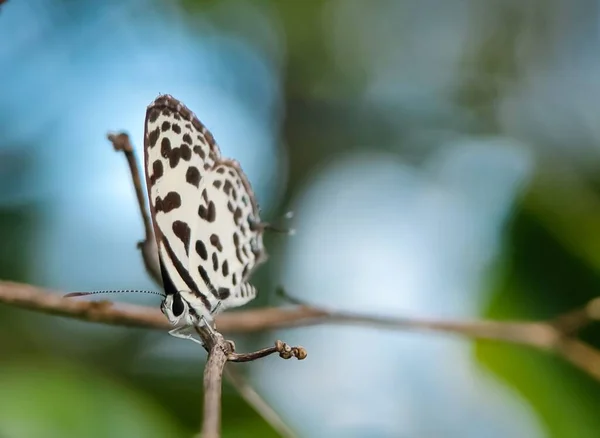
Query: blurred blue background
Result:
<box><xmin>1</xmin><ymin>0</ymin><xmax>600</xmax><ymax>437</ymax></box>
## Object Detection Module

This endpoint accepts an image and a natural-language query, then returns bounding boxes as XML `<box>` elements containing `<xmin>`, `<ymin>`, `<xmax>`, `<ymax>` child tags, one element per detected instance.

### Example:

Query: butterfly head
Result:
<box><xmin>160</xmin><ymin>292</ymin><xmax>195</xmax><ymax>326</ymax></box>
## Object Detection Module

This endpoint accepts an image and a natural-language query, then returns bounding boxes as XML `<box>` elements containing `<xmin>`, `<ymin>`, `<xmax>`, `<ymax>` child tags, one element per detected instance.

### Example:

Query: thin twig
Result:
<box><xmin>229</xmin><ymin>340</ymin><xmax>308</xmax><ymax>363</ymax></box>
<box><xmin>1</xmin><ymin>280</ymin><xmax>599</xmax><ymax>379</ymax></box>
<box><xmin>557</xmin><ymin>337</ymin><xmax>600</xmax><ymax>381</ymax></box>
<box><xmin>224</xmin><ymin>366</ymin><xmax>298</xmax><ymax>438</ymax></box>
<box><xmin>228</xmin><ymin>345</ymin><xmax>285</xmax><ymax>363</ymax></box>
<box><xmin>107</xmin><ymin>133</ymin><xmax>153</xmax><ymax>244</ymax></box>
<box><xmin>107</xmin><ymin>132</ymin><xmax>161</xmax><ymax>285</ymax></box>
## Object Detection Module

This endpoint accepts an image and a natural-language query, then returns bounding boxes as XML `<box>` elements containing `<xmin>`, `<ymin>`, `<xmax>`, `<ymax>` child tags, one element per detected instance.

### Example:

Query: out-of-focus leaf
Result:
<box><xmin>525</xmin><ymin>166</ymin><xmax>600</xmax><ymax>275</ymax></box>
<box><xmin>477</xmin><ymin>208</ymin><xmax>600</xmax><ymax>438</ymax></box>
<box><xmin>0</xmin><ymin>202</ymin><xmax>40</xmax><ymax>354</ymax></box>
<box><xmin>0</xmin><ymin>361</ymin><xmax>186</xmax><ymax>438</ymax></box>
<box><xmin>0</xmin><ymin>203</ymin><xmax>37</xmax><ymax>283</ymax></box>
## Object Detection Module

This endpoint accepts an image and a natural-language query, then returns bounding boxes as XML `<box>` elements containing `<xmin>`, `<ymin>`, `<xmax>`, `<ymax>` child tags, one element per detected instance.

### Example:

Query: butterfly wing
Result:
<box><xmin>188</xmin><ymin>158</ymin><xmax>267</xmax><ymax>312</ymax></box>
<box><xmin>144</xmin><ymin>94</ymin><xmax>266</xmax><ymax>319</ymax></box>
<box><xmin>144</xmin><ymin>95</ymin><xmax>222</xmax><ymax>316</ymax></box>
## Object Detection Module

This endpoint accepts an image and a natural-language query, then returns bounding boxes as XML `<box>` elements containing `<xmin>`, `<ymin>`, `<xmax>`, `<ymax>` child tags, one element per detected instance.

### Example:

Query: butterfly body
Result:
<box><xmin>143</xmin><ymin>95</ymin><xmax>267</xmax><ymax>334</ymax></box>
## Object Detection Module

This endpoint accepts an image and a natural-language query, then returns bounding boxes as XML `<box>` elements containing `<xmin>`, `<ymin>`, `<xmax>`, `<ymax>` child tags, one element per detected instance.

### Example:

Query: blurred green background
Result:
<box><xmin>1</xmin><ymin>0</ymin><xmax>600</xmax><ymax>437</ymax></box>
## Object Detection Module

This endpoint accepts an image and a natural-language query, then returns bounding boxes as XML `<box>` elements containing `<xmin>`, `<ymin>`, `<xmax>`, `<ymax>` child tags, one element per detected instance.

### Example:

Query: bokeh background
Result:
<box><xmin>1</xmin><ymin>0</ymin><xmax>600</xmax><ymax>437</ymax></box>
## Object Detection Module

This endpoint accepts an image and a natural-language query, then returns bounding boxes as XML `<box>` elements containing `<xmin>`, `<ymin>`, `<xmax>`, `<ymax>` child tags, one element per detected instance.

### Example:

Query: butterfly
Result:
<box><xmin>144</xmin><ymin>95</ymin><xmax>270</xmax><ymax>345</ymax></box>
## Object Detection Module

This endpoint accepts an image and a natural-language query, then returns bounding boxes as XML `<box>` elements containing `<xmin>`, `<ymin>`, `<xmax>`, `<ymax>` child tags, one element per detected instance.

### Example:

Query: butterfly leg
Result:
<box><xmin>199</xmin><ymin>314</ymin><xmax>218</xmax><ymax>335</ymax></box>
<box><xmin>168</xmin><ymin>326</ymin><xmax>205</xmax><ymax>347</ymax></box>
<box><xmin>249</xmin><ymin>211</ymin><xmax>295</xmax><ymax>235</ymax></box>
<box><xmin>262</xmin><ymin>223</ymin><xmax>295</xmax><ymax>235</ymax></box>
<box><xmin>210</xmin><ymin>301</ymin><xmax>223</xmax><ymax>316</ymax></box>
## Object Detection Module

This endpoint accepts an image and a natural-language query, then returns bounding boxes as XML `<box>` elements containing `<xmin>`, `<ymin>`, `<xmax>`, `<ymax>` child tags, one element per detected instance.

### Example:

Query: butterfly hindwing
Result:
<box><xmin>188</xmin><ymin>159</ymin><xmax>267</xmax><ymax>311</ymax></box>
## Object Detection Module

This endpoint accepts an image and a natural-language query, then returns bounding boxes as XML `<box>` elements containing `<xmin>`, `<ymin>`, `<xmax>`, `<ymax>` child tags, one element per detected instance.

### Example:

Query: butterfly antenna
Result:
<box><xmin>64</xmin><ymin>289</ymin><xmax>165</xmax><ymax>298</ymax></box>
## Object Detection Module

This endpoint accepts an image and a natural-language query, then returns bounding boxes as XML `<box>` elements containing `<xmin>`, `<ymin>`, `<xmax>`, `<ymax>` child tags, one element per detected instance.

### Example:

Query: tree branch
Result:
<box><xmin>189</xmin><ymin>324</ymin><xmax>304</xmax><ymax>438</ymax></box>
<box><xmin>107</xmin><ymin>133</ymin><xmax>161</xmax><ymax>285</ymax></box>
<box><xmin>201</xmin><ymin>333</ymin><xmax>230</xmax><ymax>438</ymax></box>
<box><xmin>1</xmin><ymin>279</ymin><xmax>599</xmax><ymax>379</ymax></box>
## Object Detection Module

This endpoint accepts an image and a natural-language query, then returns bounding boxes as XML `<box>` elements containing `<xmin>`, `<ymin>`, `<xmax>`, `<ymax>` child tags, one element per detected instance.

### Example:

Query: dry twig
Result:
<box><xmin>1</xmin><ymin>280</ymin><xmax>600</xmax><ymax>379</ymax></box>
<box><xmin>107</xmin><ymin>133</ymin><xmax>160</xmax><ymax>285</ymax></box>
<box><xmin>223</xmin><ymin>366</ymin><xmax>298</xmax><ymax>438</ymax></box>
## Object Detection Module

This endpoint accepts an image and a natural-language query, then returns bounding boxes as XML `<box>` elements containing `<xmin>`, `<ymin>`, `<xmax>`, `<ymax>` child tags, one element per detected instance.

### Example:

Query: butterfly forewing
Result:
<box><xmin>143</xmin><ymin>95</ymin><xmax>267</xmax><ymax>320</ymax></box>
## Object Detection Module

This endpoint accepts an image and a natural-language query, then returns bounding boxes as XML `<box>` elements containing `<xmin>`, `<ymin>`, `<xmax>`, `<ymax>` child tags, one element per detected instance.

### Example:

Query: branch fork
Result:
<box><xmin>193</xmin><ymin>324</ymin><xmax>305</xmax><ymax>438</ymax></box>
<box><xmin>107</xmin><ymin>131</ymin><xmax>306</xmax><ymax>438</ymax></box>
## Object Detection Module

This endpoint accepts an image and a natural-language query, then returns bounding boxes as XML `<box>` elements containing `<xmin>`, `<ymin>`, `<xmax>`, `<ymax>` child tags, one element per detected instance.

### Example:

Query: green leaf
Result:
<box><xmin>477</xmin><ymin>209</ymin><xmax>600</xmax><ymax>438</ymax></box>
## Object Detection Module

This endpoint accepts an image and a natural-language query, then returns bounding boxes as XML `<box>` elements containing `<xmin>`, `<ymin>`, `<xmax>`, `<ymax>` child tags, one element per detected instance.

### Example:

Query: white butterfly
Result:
<box><xmin>144</xmin><ymin>95</ymin><xmax>268</xmax><ymax>344</ymax></box>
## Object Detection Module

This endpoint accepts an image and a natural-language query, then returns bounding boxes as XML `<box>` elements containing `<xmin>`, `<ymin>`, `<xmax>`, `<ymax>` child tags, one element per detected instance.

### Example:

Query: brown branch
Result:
<box><xmin>229</xmin><ymin>340</ymin><xmax>308</xmax><ymax>363</ymax></box>
<box><xmin>0</xmin><ymin>279</ymin><xmax>325</xmax><ymax>332</ymax></box>
<box><xmin>1</xmin><ymin>280</ymin><xmax>599</xmax><ymax>375</ymax></box>
<box><xmin>107</xmin><ymin>132</ymin><xmax>161</xmax><ymax>285</ymax></box>
<box><xmin>557</xmin><ymin>337</ymin><xmax>600</xmax><ymax>381</ymax></box>
<box><xmin>107</xmin><ymin>133</ymin><xmax>153</xmax><ymax>244</ymax></box>
<box><xmin>190</xmin><ymin>325</ymin><xmax>304</xmax><ymax>437</ymax></box>
<box><xmin>200</xmin><ymin>332</ymin><xmax>231</xmax><ymax>438</ymax></box>
<box><xmin>198</xmin><ymin>338</ymin><xmax>305</xmax><ymax>438</ymax></box>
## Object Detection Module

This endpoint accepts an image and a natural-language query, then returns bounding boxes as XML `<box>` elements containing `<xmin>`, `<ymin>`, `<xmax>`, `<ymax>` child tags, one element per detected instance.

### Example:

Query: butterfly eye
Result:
<box><xmin>172</xmin><ymin>293</ymin><xmax>185</xmax><ymax>317</ymax></box>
